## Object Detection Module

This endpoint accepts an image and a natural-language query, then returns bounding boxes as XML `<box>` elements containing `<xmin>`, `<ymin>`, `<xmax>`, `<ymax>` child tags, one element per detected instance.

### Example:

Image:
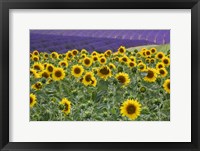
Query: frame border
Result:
<box><xmin>0</xmin><ymin>0</ymin><xmax>200</xmax><ymax>150</ymax></box>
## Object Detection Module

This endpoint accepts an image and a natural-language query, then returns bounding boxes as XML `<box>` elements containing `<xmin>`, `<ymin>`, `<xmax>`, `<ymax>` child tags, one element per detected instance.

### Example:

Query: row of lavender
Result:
<box><xmin>30</xmin><ymin>30</ymin><xmax>170</xmax><ymax>53</ymax></box>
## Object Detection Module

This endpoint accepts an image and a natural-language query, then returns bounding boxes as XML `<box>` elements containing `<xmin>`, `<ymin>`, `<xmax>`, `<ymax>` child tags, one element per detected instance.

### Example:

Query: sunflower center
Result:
<box><xmin>61</xmin><ymin>62</ymin><xmax>66</xmax><ymax>66</ymax></box>
<box><xmin>33</xmin><ymin>57</ymin><xmax>38</xmax><ymax>61</ymax></box>
<box><xmin>52</xmin><ymin>54</ymin><xmax>56</xmax><ymax>58</ymax></box>
<box><xmin>147</xmin><ymin>70</ymin><xmax>154</xmax><ymax>78</ymax></box>
<box><xmin>151</xmin><ymin>49</ymin><xmax>155</xmax><ymax>53</ymax></box>
<box><xmin>159</xmin><ymin>69</ymin><xmax>165</xmax><ymax>75</ymax></box>
<box><xmin>73</xmin><ymin>51</ymin><xmax>77</xmax><ymax>55</ymax></box>
<box><xmin>55</xmin><ymin>71</ymin><xmax>62</xmax><ymax>77</ymax></box>
<box><xmin>93</xmin><ymin>57</ymin><xmax>97</xmax><ymax>61</ymax></box>
<box><xmin>45</xmin><ymin>54</ymin><xmax>48</xmax><ymax>57</ymax></box>
<box><xmin>48</xmin><ymin>66</ymin><xmax>53</xmax><ymax>72</ymax></box>
<box><xmin>34</xmin><ymin>52</ymin><xmax>38</xmax><ymax>55</ymax></box>
<box><xmin>167</xmin><ymin>82</ymin><xmax>170</xmax><ymax>89</ymax></box>
<box><xmin>42</xmin><ymin>72</ymin><xmax>49</xmax><ymax>78</ymax></box>
<box><xmin>101</xmin><ymin>59</ymin><xmax>105</xmax><ymax>63</ymax></box>
<box><xmin>117</xmin><ymin>75</ymin><xmax>126</xmax><ymax>84</ymax></box>
<box><xmin>30</xmin><ymin>97</ymin><xmax>33</xmax><ymax>104</ymax></box>
<box><xmin>146</xmin><ymin>51</ymin><xmax>150</xmax><ymax>55</ymax></box>
<box><xmin>35</xmin><ymin>83</ymin><xmax>42</xmax><ymax>89</ymax></box>
<box><xmin>34</xmin><ymin>65</ymin><xmax>40</xmax><ymax>70</ymax></box>
<box><xmin>119</xmin><ymin>48</ymin><xmax>124</xmax><ymax>53</ymax></box>
<box><xmin>68</xmin><ymin>53</ymin><xmax>72</xmax><ymax>57</ymax></box>
<box><xmin>164</xmin><ymin>59</ymin><xmax>169</xmax><ymax>64</ymax></box>
<box><xmin>84</xmin><ymin>59</ymin><xmax>90</xmax><ymax>65</ymax></box>
<box><xmin>74</xmin><ymin>67</ymin><xmax>81</xmax><ymax>74</ymax></box>
<box><xmin>122</xmin><ymin>58</ymin><xmax>127</xmax><ymax>62</ymax></box>
<box><xmin>158</xmin><ymin>65</ymin><xmax>163</xmax><ymax>68</ymax></box>
<box><xmin>100</xmin><ymin>67</ymin><xmax>110</xmax><ymax>75</ymax></box>
<box><xmin>64</xmin><ymin>104</ymin><xmax>69</xmax><ymax>111</ymax></box>
<box><xmin>85</xmin><ymin>75</ymin><xmax>91</xmax><ymax>82</ymax></box>
<box><xmin>140</xmin><ymin>65</ymin><xmax>144</xmax><ymax>70</ymax></box>
<box><xmin>158</xmin><ymin>54</ymin><xmax>163</xmax><ymax>59</ymax></box>
<box><xmin>107</xmin><ymin>51</ymin><xmax>111</xmax><ymax>55</ymax></box>
<box><xmin>126</xmin><ymin>105</ymin><xmax>136</xmax><ymax>114</ymax></box>
<box><xmin>129</xmin><ymin>62</ymin><xmax>134</xmax><ymax>67</ymax></box>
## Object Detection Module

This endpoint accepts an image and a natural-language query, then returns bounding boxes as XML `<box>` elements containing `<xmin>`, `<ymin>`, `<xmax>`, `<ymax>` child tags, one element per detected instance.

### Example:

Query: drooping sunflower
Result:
<box><xmin>105</xmin><ymin>49</ymin><xmax>112</xmax><ymax>56</ymax></box>
<box><xmin>109</xmin><ymin>63</ymin><xmax>116</xmax><ymax>70</ymax></box>
<box><xmin>137</xmin><ymin>62</ymin><xmax>146</xmax><ymax>72</ymax></box>
<box><xmin>32</xmin><ymin>50</ymin><xmax>39</xmax><ymax>56</ymax></box>
<box><xmin>158</xmin><ymin>68</ymin><xmax>168</xmax><ymax>77</ymax></box>
<box><xmin>30</xmin><ymin>93</ymin><xmax>37</xmax><ymax>108</ymax></box>
<box><xmin>156</xmin><ymin>52</ymin><xmax>165</xmax><ymax>60</ymax></box>
<box><xmin>98</xmin><ymin>57</ymin><xmax>107</xmax><ymax>65</ymax></box>
<box><xmin>60</xmin><ymin>98</ymin><xmax>71</xmax><ymax>115</ymax></box>
<box><xmin>32</xmin><ymin>55</ymin><xmax>39</xmax><ymax>62</ymax></box>
<box><xmin>59</xmin><ymin>60</ymin><xmax>68</xmax><ymax>67</ymax></box>
<box><xmin>71</xmin><ymin>65</ymin><xmax>84</xmax><ymax>78</ymax></box>
<box><xmin>118</xmin><ymin>46</ymin><xmax>126</xmax><ymax>54</ymax></box>
<box><xmin>52</xmin><ymin>67</ymin><xmax>65</xmax><ymax>81</ymax></box>
<box><xmin>83</xmin><ymin>57</ymin><xmax>93</xmax><ymax>67</ymax></box>
<box><xmin>31</xmin><ymin>82</ymin><xmax>43</xmax><ymax>90</ymax></box>
<box><xmin>50</xmin><ymin>52</ymin><xmax>59</xmax><ymax>59</ymax></box>
<box><xmin>150</xmin><ymin>47</ymin><xmax>157</xmax><ymax>54</ymax></box>
<box><xmin>115</xmin><ymin>72</ymin><xmax>130</xmax><ymax>86</ymax></box>
<box><xmin>97</xmin><ymin>65</ymin><xmax>112</xmax><ymax>80</ymax></box>
<box><xmin>82</xmin><ymin>72</ymin><xmax>94</xmax><ymax>86</ymax></box>
<box><xmin>39</xmin><ymin>70</ymin><xmax>50</xmax><ymax>79</ymax></box>
<box><xmin>120</xmin><ymin>99</ymin><xmax>141</xmax><ymax>120</ymax></box>
<box><xmin>128</xmin><ymin>61</ymin><xmax>137</xmax><ymax>68</ymax></box>
<box><xmin>156</xmin><ymin>62</ymin><xmax>165</xmax><ymax>70</ymax></box>
<box><xmin>32</xmin><ymin>62</ymin><xmax>44</xmax><ymax>71</ymax></box>
<box><xmin>46</xmin><ymin>64</ymin><xmax>55</xmax><ymax>74</ymax></box>
<box><xmin>72</xmin><ymin>49</ymin><xmax>79</xmax><ymax>56</ymax></box>
<box><xmin>162</xmin><ymin>57</ymin><xmax>170</xmax><ymax>67</ymax></box>
<box><xmin>143</xmin><ymin>68</ymin><xmax>158</xmax><ymax>82</ymax></box>
<box><xmin>163</xmin><ymin>79</ymin><xmax>170</xmax><ymax>93</ymax></box>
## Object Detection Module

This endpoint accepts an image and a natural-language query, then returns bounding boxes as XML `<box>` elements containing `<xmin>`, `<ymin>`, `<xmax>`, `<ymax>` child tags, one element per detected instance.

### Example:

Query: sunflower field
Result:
<box><xmin>30</xmin><ymin>46</ymin><xmax>170</xmax><ymax>121</ymax></box>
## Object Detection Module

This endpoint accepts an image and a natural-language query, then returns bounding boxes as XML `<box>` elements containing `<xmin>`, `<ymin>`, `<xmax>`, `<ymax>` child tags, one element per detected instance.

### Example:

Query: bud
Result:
<box><xmin>140</xmin><ymin>87</ymin><xmax>146</xmax><ymax>92</ymax></box>
<box><xmin>117</xmin><ymin>66</ymin><xmax>123</xmax><ymax>72</ymax></box>
<box><xmin>134</xmin><ymin>49</ymin><xmax>138</xmax><ymax>53</ymax></box>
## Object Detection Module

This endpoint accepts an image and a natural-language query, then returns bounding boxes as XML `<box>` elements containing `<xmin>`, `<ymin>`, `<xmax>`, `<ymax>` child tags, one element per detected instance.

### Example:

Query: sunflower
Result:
<box><xmin>32</xmin><ymin>56</ymin><xmax>39</xmax><ymax>62</ymax></box>
<box><xmin>82</xmin><ymin>72</ymin><xmax>94</xmax><ymax>86</ymax></box>
<box><xmin>120</xmin><ymin>99</ymin><xmax>141</xmax><ymax>120</ymax></box>
<box><xmin>99</xmin><ymin>57</ymin><xmax>107</xmax><ymax>65</ymax></box>
<box><xmin>92</xmin><ymin>56</ymin><xmax>98</xmax><ymax>62</ymax></box>
<box><xmin>109</xmin><ymin>63</ymin><xmax>116</xmax><ymax>70</ymax></box>
<box><xmin>71</xmin><ymin>65</ymin><xmax>84</xmax><ymax>78</ymax></box>
<box><xmin>31</xmin><ymin>82</ymin><xmax>42</xmax><ymax>90</ymax></box>
<box><xmin>120</xmin><ymin>55</ymin><xmax>129</xmax><ymax>63</ymax></box>
<box><xmin>158</xmin><ymin>68</ymin><xmax>168</xmax><ymax>77</ymax></box>
<box><xmin>81</xmin><ymin>49</ymin><xmax>87</xmax><ymax>54</ymax></box>
<box><xmin>156</xmin><ymin>52</ymin><xmax>165</xmax><ymax>60</ymax></box>
<box><xmin>32</xmin><ymin>50</ymin><xmax>39</xmax><ymax>56</ymax></box>
<box><xmin>32</xmin><ymin>62</ymin><xmax>44</xmax><ymax>71</ymax></box>
<box><xmin>50</xmin><ymin>52</ymin><xmax>59</xmax><ymax>59</ymax></box>
<box><xmin>59</xmin><ymin>60</ymin><xmax>68</xmax><ymax>67</ymax></box>
<box><xmin>46</xmin><ymin>64</ymin><xmax>55</xmax><ymax>74</ymax></box>
<box><xmin>150</xmin><ymin>58</ymin><xmax>155</xmax><ymax>64</ymax></box>
<box><xmin>143</xmin><ymin>68</ymin><xmax>158</xmax><ymax>82</ymax></box>
<box><xmin>118</xmin><ymin>46</ymin><xmax>126</xmax><ymax>54</ymax></box>
<box><xmin>66</xmin><ymin>51</ymin><xmax>73</xmax><ymax>59</ymax></box>
<box><xmin>129</xmin><ymin>56</ymin><xmax>136</xmax><ymax>62</ymax></box>
<box><xmin>43</xmin><ymin>63</ymin><xmax>48</xmax><ymax>69</ymax></box>
<box><xmin>81</xmin><ymin>54</ymin><xmax>87</xmax><ymax>59</ymax></box>
<box><xmin>162</xmin><ymin>57</ymin><xmax>170</xmax><ymax>66</ymax></box>
<box><xmin>156</xmin><ymin>62</ymin><xmax>165</xmax><ymax>70</ymax></box>
<box><xmin>97</xmin><ymin>65</ymin><xmax>112</xmax><ymax>80</ymax></box>
<box><xmin>46</xmin><ymin>78</ymin><xmax>54</xmax><ymax>84</ymax></box>
<box><xmin>30</xmin><ymin>93</ymin><xmax>37</xmax><ymax>108</ymax></box>
<box><xmin>60</xmin><ymin>98</ymin><xmax>71</xmax><ymax>115</ymax></box>
<box><xmin>43</xmin><ymin>53</ymin><xmax>49</xmax><ymax>59</ymax></box>
<box><xmin>150</xmin><ymin>47</ymin><xmax>157</xmax><ymax>54</ymax></box>
<box><xmin>91</xmin><ymin>51</ymin><xmax>98</xmax><ymax>56</ymax></box>
<box><xmin>128</xmin><ymin>61</ymin><xmax>137</xmax><ymax>68</ymax></box>
<box><xmin>115</xmin><ymin>72</ymin><xmax>130</xmax><ymax>86</ymax></box>
<box><xmin>52</xmin><ymin>67</ymin><xmax>65</xmax><ymax>81</ymax></box>
<box><xmin>137</xmin><ymin>62</ymin><xmax>146</xmax><ymax>72</ymax></box>
<box><xmin>83</xmin><ymin>57</ymin><xmax>93</xmax><ymax>67</ymax></box>
<box><xmin>39</xmin><ymin>70</ymin><xmax>50</xmax><ymax>78</ymax></box>
<box><xmin>105</xmin><ymin>49</ymin><xmax>112</xmax><ymax>56</ymax></box>
<box><xmin>140</xmin><ymin>49</ymin><xmax>147</xmax><ymax>57</ymax></box>
<box><xmin>145</xmin><ymin>50</ymin><xmax>151</xmax><ymax>57</ymax></box>
<box><xmin>145</xmin><ymin>58</ymin><xmax>150</xmax><ymax>64</ymax></box>
<box><xmin>72</xmin><ymin>49</ymin><xmax>79</xmax><ymax>56</ymax></box>
<box><xmin>163</xmin><ymin>79</ymin><xmax>170</xmax><ymax>93</ymax></box>
<box><xmin>30</xmin><ymin>69</ymin><xmax>41</xmax><ymax>79</ymax></box>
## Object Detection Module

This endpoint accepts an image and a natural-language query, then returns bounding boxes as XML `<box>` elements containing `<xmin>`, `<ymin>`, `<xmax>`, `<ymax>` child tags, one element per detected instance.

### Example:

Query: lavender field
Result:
<box><xmin>30</xmin><ymin>30</ymin><xmax>170</xmax><ymax>53</ymax></box>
